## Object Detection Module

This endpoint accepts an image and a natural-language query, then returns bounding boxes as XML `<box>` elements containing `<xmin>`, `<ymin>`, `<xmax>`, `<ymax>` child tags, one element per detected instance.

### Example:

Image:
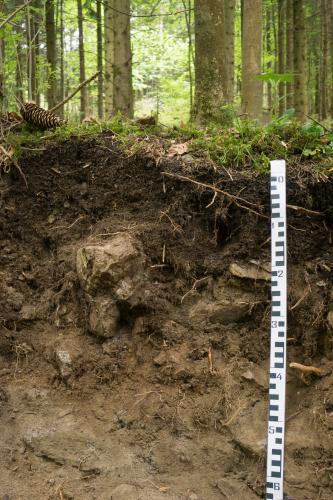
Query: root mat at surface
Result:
<box><xmin>1</xmin><ymin>136</ymin><xmax>333</xmax><ymax>499</ymax></box>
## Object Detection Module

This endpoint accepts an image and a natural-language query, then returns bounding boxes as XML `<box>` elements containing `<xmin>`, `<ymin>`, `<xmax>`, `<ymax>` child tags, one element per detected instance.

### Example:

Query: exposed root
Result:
<box><xmin>289</xmin><ymin>362</ymin><xmax>324</xmax><ymax>385</ymax></box>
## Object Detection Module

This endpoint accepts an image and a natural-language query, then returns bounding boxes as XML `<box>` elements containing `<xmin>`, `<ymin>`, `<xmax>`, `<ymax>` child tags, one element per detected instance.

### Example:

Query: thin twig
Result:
<box><xmin>290</xmin><ymin>286</ymin><xmax>311</xmax><ymax>310</ymax></box>
<box><xmin>50</xmin><ymin>215</ymin><xmax>86</xmax><ymax>230</ymax></box>
<box><xmin>49</xmin><ymin>72</ymin><xmax>100</xmax><ymax>113</ymax></box>
<box><xmin>180</xmin><ymin>276</ymin><xmax>210</xmax><ymax>303</ymax></box>
<box><xmin>162</xmin><ymin>171</ymin><xmax>260</xmax><ymax>208</ymax></box>
<box><xmin>0</xmin><ymin>0</ymin><xmax>33</xmax><ymax>31</ymax></box>
<box><xmin>306</xmin><ymin>114</ymin><xmax>332</xmax><ymax>134</ymax></box>
<box><xmin>162</xmin><ymin>171</ymin><xmax>324</xmax><ymax>218</ymax></box>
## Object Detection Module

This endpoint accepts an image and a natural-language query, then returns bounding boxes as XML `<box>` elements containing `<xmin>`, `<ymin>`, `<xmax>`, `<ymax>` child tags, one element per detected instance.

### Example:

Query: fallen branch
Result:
<box><xmin>49</xmin><ymin>71</ymin><xmax>100</xmax><ymax>113</ymax></box>
<box><xmin>162</xmin><ymin>171</ymin><xmax>268</xmax><ymax>219</ymax></box>
<box><xmin>0</xmin><ymin>0</ymin><xmax>33</xmax><ymax>30</ymax></box>
<box><xmin>162</xmin><ymin>171</ymin><xmax>324</xmax><ymax>219</ymax></box>
<box><xmin>162</xmin><ymin>171</ymin><xmax>260</xmax><ymax>208</ymax></box>
<box><xmin>306</xmin><ymin>114</ymin><xmax>332</xmax><ymax>134</ymax></box>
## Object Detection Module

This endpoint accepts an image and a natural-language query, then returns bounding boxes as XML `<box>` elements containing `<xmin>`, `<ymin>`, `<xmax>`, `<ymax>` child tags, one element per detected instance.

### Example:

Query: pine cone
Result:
<box><xmin>20</xmin><ymin>102</ymin><xmax>65</xmax><ymax>129</ymax></box>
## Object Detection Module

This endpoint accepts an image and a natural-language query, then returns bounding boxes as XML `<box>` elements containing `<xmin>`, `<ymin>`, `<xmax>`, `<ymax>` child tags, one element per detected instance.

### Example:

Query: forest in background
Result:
<box><xmin>0</xmin><ymin>0</ymin><xmax>332</xmax><ymax>126</ymax></box>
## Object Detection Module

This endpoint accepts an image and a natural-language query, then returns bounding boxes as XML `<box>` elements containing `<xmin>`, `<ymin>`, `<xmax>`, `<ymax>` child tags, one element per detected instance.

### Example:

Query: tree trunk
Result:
<box><xmin>330</xmin><ymin>0</ymin><xmax>333</xmax><ymax>116</ymax></box>
<box><xmin>265</xmin><ymin>5</ymin><xmax>273</xmax><ymax>114</ymax></box>
<box><xmin>77</xmin><ymin>0</ymin><xmax>86</xmax><ymax>120</ymax></box>
<box><xmin>194</xmin><ymin>0</ymin><xmax>226</xmax><ymax>123</ymax></box>
<box><xmin>113</xmin><ymin>0</ymin><xmax>133</xmax><ymax>118</ymax></box>
<box><xmin>34</xmin><ymin>0</ymin><xmax>41</xmax><ymax>106</ymax></box>
<box><xmin>58</xmin><ymin>0</ymin><xmax>65</xmax><ymax>116</ymax></box>
<box><xmin>104</xmin><ymin>0</ymin><xmax>114</xmax><ymax>118</ymax></box>
<box><xmin>0</xmin><ymin>37</ymin><xmax>4</xmax><ymax>112</ymax></box>
<box><xmin>286</xmin><ymin>0</ymin><xmax>294</xmax><ymax>109</ymax></box>
<box><xmin>45</xmin><ymin>0</ymin><xmax>57</xmax><ymax>109</ymax></box>
<box><xmin>278</xmin><ymin>0</ymin><xmax>285</xmax><ymax>116</ymax></box>
<box><xmin>241</xmin><ymin>0</ymin><xmax>263</xmax><ymax>121</ymax></box>
<box><xmin>319</xmin><ymin>0</ymin><xmax>328</xmax><ymax>119</ymax></box>
<box><xmin>26</xmin><ymin>4</ymin><xmax>37</xmax><ymax>102</ymax></box>
<box><xmin>224</xmin><ymin>0</ymin><xmax>235</xmax><ymax>104</ymax></box>
<box><xmin>293</xmin><ymin>0</ymin><xmax>307</xmax><ymax>121</ymax></box>
<box><xmin>97</xmin><ymin>0</ymin><xmax>103</xmax><ymax>119</ymax></box>
<box><xmin>14</xmin><ymin>8</ymin><xmax>24</xmax><ymax>104</ymax></box>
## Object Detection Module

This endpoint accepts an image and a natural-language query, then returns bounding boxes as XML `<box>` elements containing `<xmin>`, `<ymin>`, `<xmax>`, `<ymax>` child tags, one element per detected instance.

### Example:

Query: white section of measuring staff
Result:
<box><xmin>266</xmin><ymin>160</ymin><xmax>287</xmax><ymax>500</ymax></box>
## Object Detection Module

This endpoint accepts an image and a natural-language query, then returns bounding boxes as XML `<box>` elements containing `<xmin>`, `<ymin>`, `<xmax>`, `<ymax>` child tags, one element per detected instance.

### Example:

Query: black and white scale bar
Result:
<box><xmin>266</xmin><ymin>160</ymin><xmax>287</xmax><ymax>500</ymax></box>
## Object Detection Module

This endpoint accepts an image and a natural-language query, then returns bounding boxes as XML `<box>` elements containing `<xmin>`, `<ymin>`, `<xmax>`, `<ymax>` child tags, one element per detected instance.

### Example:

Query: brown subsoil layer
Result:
<box><xmin>1</xmin><ymin>135</ymin><xmax>333</xmax><ymax>499</ymax></box>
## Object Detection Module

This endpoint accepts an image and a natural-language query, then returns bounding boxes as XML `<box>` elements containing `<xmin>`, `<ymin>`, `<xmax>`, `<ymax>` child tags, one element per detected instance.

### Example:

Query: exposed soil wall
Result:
<box><xmin>1</xmin><ymin>135</ymin><xmax>333</xmax><ymax>499</ymax></box>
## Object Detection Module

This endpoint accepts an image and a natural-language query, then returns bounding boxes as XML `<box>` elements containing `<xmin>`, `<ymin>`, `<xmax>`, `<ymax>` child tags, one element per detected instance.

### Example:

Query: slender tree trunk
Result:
<box><xmin>182</xmin><ymin>0</ymin><xmax>194</xmax><ymax>119</ymax></box>
<box><xmin>319</xmin><ymin>0</ymin><xmax>328</xmax><ymax>119</ymax></box>
<box><xmin>0</xmin><ymin>37</ymin><xmax>4</xmax><ymax>112</ymax></box>
<box><xmin>330</xmin><ymin>0</ymin><xmax>333</xmax><ymax>116</ymax></box>
<box><xmin>293</xmin><ymin>0</ymin><xmax>307</xmax><ymax>121</ymax></box>
<box><xmin>45</xmin><ymin>0</ymin><xmax>57</xmax><ymax>109</ymax></box>
<box><xmin>194</xmin><ymin>0</ymin><xmax>226</xmax><ymax>123</ymax></box>
<box><xmin>14</xmin><ymin>8</ymin><xmax>24</xmax><ymax>104</ymax></box>
<box><xmin>97</xmin><ymin>0</ymin><xmax>103</xmax><ymax>119</ymax></box>
<box><xmin>224</xmin><ymin>0</ymin><xmax>235</xmax><ymax>104</ymax></box>
<box><xmin>16</xmin><ymin>41</ymin><xmax>24</xmax><ymax>103</ymax></box>
<box><xmin>104</xmin><ymin>0</ymin><xmax>114</xmax><ymax>118</ymax></box>
<box><xmin>58</xmin><ymin>0</ymin><xmax>64</xmax><ymax>116</ymax></box>
<box><xmin>26</xmin><ymin>4</ymin><xmax>37</xmax><ymax>102</ymax></box>
<box><xmin>266</xmin><ymin>5</ymin><xmax>272</xmax><ymax>114</ymax></box>
<box><xmin>34</xmin><ymin>1</ymin><xmax>41</xmax><ymax>106</ymax></box>
<box><xmin>113</xmin><ymin>0</ymin><xmax>133</xmax><ymax>117</ymax></box>
<box><xmin>241</xmin><ymin>0</ymin><xmax>263</xmax><ymax>121</ymax></box>
<box><xmin>278</xmin><ymin>0</ymin><xmax>285</xmax><ymax>116</ymax></box>
<box><xmin>77</xmin><ymin>0</ymin><xmax>86</xmax><ymax>120</ymax></box>
<box><xmin>286</xmin><ymin>0</ymin><xmax>294</xmax><ymax>109</ymax></box>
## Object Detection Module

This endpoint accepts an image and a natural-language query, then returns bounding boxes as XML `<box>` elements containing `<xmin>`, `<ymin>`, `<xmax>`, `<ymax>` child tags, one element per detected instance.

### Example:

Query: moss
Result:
<box><xmin>7</xmin><ymin>115</ymin><xmax>333</xmax><ymax>173</ymax></box>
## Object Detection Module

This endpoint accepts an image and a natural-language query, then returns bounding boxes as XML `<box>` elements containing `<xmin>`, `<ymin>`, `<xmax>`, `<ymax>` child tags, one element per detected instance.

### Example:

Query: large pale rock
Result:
<box><xmin>216</xmin><ymin>478</ymin><xmax>259</xmax><ymax>499</ymax></box>
<box><xmin>89</xmin><ymin>296</ymin><xmax>120</xmax><ymax>338</ymax></box>
<box><xmin>76</xmin><ymin>233</ymin><xmax>146</xmax><ymax>299</ymax></box>
<box><xmin>229</xmin><ymin>262</ymin><xmax>270</xmax><ymax>281</ymax></box>
<box><xmin>111</xmin><ymin>480</ymin><xmax>180</xmax><ymax>500</ymax></box>
<box><xmin>55</xmin><ymin>350</ymin><xmax>72</xmax><ymax>380</ymax></box>
<box><xmin>189</xmin><ymin>299</ymin><xmax>249</xmax><ymax>325</ymax></box>
<box><xmin>228</xmin><ymin>400</ymin><xmax>267</xmax><ymax>456</ymax></box>
<box><xmin>110</xmin><ymin>483</ymin><xmax>179</xmax><ymax>500</ymax></box>
<box><xmin>23</xmin><ymin>419</ymin><xmax>134</xmax><ymax>475</ymax></box>
<box><xmin>229</xmin><ymin>399</ymin><xmax>332</xmax><ymax>459</ymax></box>
<box><xmin>242</xmin><ymin>362</ymin><xmax>268</xmax><ymax>389</ymax></box>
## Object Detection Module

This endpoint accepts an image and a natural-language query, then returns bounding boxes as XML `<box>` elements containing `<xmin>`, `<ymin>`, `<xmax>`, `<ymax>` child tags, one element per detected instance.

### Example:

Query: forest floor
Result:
<box><xmin>1</xmin><ymin>128</ymin><xmax>333</xmax><ymax>499</ymax></box>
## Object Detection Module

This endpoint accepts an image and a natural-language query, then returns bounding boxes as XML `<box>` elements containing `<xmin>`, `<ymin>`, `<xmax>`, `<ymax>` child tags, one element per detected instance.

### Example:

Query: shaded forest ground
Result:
<box><xmin>1</xmin><ymin>128</ymin><xmax>333</xmax><ymax>499</ymax></box>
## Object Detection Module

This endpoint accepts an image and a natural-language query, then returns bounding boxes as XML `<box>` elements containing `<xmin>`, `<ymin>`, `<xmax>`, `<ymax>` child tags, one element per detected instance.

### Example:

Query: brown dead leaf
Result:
<box><xmin>167</xmin><ymin>142</ymin><xmax>189</xmax><ymax>157</ymax></box>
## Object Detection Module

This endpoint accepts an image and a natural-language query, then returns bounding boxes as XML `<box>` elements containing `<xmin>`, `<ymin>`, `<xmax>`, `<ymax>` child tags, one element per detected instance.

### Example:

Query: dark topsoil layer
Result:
<box><xmin>0</xmin><ymin>135</ymin><xmax>333</xmax><ymax>499</ymax></box>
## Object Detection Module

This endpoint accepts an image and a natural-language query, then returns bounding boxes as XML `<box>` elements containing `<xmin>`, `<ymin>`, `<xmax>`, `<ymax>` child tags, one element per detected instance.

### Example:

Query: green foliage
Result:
<box><xmin>7</xmin><ymin>114</ymin><xmax>333</xmax><ymax>174</ymax></box>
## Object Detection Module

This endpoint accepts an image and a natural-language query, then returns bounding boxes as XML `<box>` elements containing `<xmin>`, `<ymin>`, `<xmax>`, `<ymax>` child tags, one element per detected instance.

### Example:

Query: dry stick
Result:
<box><xmin>306</xmin><ymin>114</ymin><xmax>332</xmax><ymax>134</ymax></box>
<box><xmin>163</xmin><ymin>171</ymin><xmax>268</xmax><ymax>219</ymax></box>
<box><xmin>49</xmin><ymin>71</ymin><xmax>100</xmax><ymax>113</ymax></box>
<box><xmin>0</xmin><ymin>144</ymin><xmax>28</xmax><ymax>187</ymax></box>
<box><xmin>162</xmin><ymin>171</ymin><xmax>260</xmax><ymax>208</ymax></box>
<box><xmin>0</xmin><ymin>0</ymin><xmax>33</xmax><ymax>30</ymax></box>
<box><xmin>162</xmin><ymin>171</ymin><xmax>324</xmax><ymax>218</ymax></box>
